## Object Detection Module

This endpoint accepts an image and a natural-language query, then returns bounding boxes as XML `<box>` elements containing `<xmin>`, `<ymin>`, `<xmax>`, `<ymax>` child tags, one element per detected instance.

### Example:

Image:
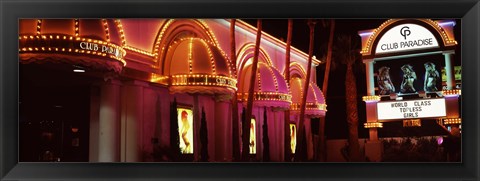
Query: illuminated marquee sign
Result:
<box><xmin>79</xmin><ymin>41</ymin><xmax>123</xmax><ymax>59</ymax></box>
<box><xmin>403</xmin><ymin>119</ymin><xmax>422</xmax><ymax>127</ymax></box>
<box><xmin>377</xmin><ymin>98</ymin><xmax>446</xmax><ymax>120</ymax></box>
<box><xmin>171</xmin><ymin>75</ymin><xmax>237</xmax><ymax>90</ymax></box>
<box><xmin>18</xmin><ymin>35</ymin><xmax>126</xmax><ymax>66</ymax></box>
<box><xmin>237</xmin><ymin>92</ymin><xmax>292</xmax><ymax>102</ymax></box>
<box><xmin>376</xmin><ymin>24</ymin><xmax>439</xmax><ymax>54</ymax></box>
<box><xmin>290</xmin><ymin>103</ymin><xmax>326</xmax><ymax>111</ymax></box>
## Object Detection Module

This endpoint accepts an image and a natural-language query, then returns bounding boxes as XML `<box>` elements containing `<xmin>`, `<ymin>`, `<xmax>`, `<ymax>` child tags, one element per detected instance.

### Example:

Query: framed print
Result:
<box><xmin>1</xmin><ymin>0</ymin><xmax>479</xmax><ymax>180</ymax></box>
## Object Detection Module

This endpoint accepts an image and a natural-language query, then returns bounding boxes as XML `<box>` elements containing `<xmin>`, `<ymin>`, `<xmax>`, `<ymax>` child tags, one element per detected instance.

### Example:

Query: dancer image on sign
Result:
<box><xmin>424</xmin><ymin>62</ymin><xmax>440</xmax><ymax>92</ymax></box>
<box><xmin>377</xmin><ymin>66</ymin><xmax>395</xmax><ymax>95</ymax></box>
<box><xmin>290</xmin><ymin>124</ymin><xmax>296</xmax><ymax>154</ymax></box>
<box><xmin>249</xmin><ymin>120</ymin><xmax>256</xmax><ymax>154</ymax></box>
<box><xmin>400</xmin><ymin>64</ymin><xmax>417</xmax><ymax>93</ymax></box>
<box><xmin>180</xmin><ymin>111</ymin><xmax>191</xmax><ymax>153</ymax></box>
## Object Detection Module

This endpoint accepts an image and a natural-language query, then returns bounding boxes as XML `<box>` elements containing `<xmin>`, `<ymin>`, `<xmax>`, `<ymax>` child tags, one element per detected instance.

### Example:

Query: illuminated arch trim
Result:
<box><xmin>236</xmin><ymin>43</ymin><xmax>274</xmax><ymax>76</ymax></box>
<box><xmin>153</xmin><ymin>19</ymin><xmax>220</xmax><ymax>60</ymax></box>
<box><xmin>36</xmin><ymin>19</ymin><xmax>42</xmax><ymax>35</ymax></box>
<box><xmin>289</xmin><ymin>77</ymin><xmax>327</xmax><ymax>117</ymax></box>
<box><xmin>117</xmin><ymin>19</ymin><xmax>158</xmax><ymax>57</ymax></box>
<box><xmin>361</xmin><ymin>19</ymin><xmax>457</xmax><ymax>56</ymax></box>
<box><xmin>114</xmin><ymin>19</ymin><xmax>126</xmax><ymax>46</ymax></box>
<box><xmin>289</xmin><ymin>62</ymin><xmax>307</xmax><ymax>79</ymax></box>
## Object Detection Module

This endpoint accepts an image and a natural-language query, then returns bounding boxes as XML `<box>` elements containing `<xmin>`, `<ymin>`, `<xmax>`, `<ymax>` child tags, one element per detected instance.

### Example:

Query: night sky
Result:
<box><xmin>242</xmin><ymin>19</ymin><xmax>461</xmax><ymax>139</ymax></box>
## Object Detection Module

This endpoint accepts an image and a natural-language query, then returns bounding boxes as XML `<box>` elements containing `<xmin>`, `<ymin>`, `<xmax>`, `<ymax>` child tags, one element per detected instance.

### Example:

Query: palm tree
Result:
<box><xmin>230</xmin><ymin>19</ymin><xmax>241</xmax><ymax>161</ymax></box>
<box><xmin>333</xmin><ymin>35</ymin><xmax>362</xmax><ymax>162</ymax></box>
<box><xmin>321</xmin><ymin>20</ymin><xmax>335</xmax><ymax>96</ymax></box>
<box><xmin>284</xmin><ymin>19</ymin><xmax>293</xmax><ymax>162</ymax></box>
<box><xmin>318</xmin><ymin>19</ymin><xmax>335</xmax><ymax>161</ymax></box>
<box><xmin>244</xmin><ymin>19</ymin><xmax>262</xmax><ymax>161</ymax></box>
<box><xmin>295</xmin><ymin>19</ymin><xmax>316</xmax><ymax>162</ymax></box>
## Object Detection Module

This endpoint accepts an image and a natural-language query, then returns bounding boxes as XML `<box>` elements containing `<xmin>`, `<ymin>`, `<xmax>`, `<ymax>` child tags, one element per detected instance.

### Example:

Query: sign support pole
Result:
<box><xmin>443</xmin><ymin>51</ymin><xmax>455</xmax><ymax>90</ymax></box>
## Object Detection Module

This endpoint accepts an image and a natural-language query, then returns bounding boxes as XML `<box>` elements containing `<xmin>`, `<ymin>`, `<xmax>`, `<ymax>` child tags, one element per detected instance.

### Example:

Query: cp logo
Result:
<box><xmin>400</xmin><ymin>26</ymin><xmax>411</xmax><ymax>40</ymax></box>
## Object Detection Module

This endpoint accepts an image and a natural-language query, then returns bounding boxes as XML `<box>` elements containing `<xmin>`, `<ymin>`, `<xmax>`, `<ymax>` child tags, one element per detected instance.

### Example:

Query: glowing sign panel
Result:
<box><xmin>249</xmin><ymin>118</ymin><xmax>256</xmax><ymax>154</ymax></box>
<box><xmin>376</xmin><ymin>24</ymin><xmax>439</xmax><ymax>54</ymax></box>
<box><xmin>377</xmin><ymin>98</ymin><xmax>446</xmax><ymax>120</ymax></box>
<box><xmin>177</xmin><ymin>108</ymin><xmax>194</xmax><ymax>154</ymax></box>
<box><xmin>290</xmin><ymin>124</ymin><xmax>297</xmax><ymax>154</ymax></box>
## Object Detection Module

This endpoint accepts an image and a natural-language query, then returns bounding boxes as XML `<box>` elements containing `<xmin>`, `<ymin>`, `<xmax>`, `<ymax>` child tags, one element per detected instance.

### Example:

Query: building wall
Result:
<box><xmin>87</xmin><ymin>19</ymin><xmax>322</xmax><ymax>162</ymax></box>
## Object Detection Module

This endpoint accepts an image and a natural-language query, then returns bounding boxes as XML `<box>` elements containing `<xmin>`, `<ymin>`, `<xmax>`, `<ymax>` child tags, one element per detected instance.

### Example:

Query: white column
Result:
<box><xmin>193</xmin><ymin>95</ymin><xmax>200</xmax><ymax>161</ymax></box>
<box><xmin>120</xmin><ymin>80</ymin><xmax>147</xmax><ymax>162</ymax></box>
<box><xmin>224</xmin><ymin>100</ymin><xmax>233</xmax><ymax>161</ymax></box>
<box><xmin>255</xmin><ymin>107</ymin><xmax>262</xmax><ymax>161</ymax></box>
<box><xmin>364</xmin><ymin>59</ymin><xmax>375</xmax><ymax>96</ymax></box>
<box><xmin>443</xmin><ymin>51</ymin><xmax>455</xmax><ymax>90</ymax></box>
<box><xmin>98</xmin><ymin>79</ymin><xmax>121</xmax><ymax>162</ymax></box>
<box><xmin>214</xmin><ymin>99</ymin><xmax>230</xmax><ymax>161</ymax></box>
<box><xmin>89</xmin><ymin>86</ymin><xmax>100</xmax><ymax>162</ymax></box>
<box><xmin>277</xmin><ymin>111</ymin><xmax>285</xmax><ymax>161</ymax></box>
<box><xmin>142</xmin><ymin>87</ymin><xmax>159</xmax><ymax>162</ymax></box>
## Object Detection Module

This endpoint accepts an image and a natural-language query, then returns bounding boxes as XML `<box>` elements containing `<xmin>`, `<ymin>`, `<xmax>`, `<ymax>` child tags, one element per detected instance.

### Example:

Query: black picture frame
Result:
<box><xmin>1</xmin><ymin>0</ymin><xmax>479</xmax><ymax>180</ymax></box>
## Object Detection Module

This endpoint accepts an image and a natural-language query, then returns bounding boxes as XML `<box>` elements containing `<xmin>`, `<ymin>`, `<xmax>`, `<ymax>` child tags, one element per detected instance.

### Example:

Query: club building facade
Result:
<box><xmin>19</xmin><ymin>19</ymin><xmax>326</xmax><ymax>162</ymax></box>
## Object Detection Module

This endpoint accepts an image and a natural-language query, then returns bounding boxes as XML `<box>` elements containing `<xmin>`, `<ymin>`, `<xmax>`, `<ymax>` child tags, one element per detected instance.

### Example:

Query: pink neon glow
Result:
<box><xmin>438</xmin><ymin>21</ymin><xmax>456</xmax><ymax>27</ymax></box>
<box><xmin>359</xmin><ymin>32</ymin><xmax>373</xmax><ymax>37</ymax></box>
<box><xmin>437</xmin><ymin>137</ymin><xmax>443</xmax><ymax>145</ymax></box>
<box><xmin>444</xmin><ymin>94</ymin><xmax>459</xmax><ymax>98</ymax></box>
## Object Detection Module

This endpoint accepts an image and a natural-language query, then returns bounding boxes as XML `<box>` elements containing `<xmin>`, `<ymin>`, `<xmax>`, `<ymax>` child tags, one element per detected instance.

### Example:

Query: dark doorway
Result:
<box><xmin>19</xmin><ymin>62</ymin><xmax>95</xmax><ymax>162</ymax></box>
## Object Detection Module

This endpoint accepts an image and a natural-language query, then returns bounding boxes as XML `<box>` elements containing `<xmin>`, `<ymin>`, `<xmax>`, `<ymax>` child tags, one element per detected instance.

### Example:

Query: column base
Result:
<box><xmin>365</xmin><ymin>140</ymin><xmax>383</xmax><ymax>162</ymax></box>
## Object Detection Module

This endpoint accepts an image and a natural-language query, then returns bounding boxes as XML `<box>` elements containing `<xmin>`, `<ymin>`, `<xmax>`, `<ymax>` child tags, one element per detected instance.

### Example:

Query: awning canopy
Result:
<box><xmin>19</xmin><ymin>19</ymin><xmax>126</xmax><ymax>73</ymax></box>
<box><xmin>290</xmin><ymin>77</ymin><xmax>326</xmax><ymax>117</ymax></box>
<box><xmin>164</xmin><ymin>37</ymin><xmax>236</xmax><ymax>95</ymax></box>
<box><xmin>238</xmin><ymin>62</ymin><xmax>291</xmax><ymax>109</ymax></box>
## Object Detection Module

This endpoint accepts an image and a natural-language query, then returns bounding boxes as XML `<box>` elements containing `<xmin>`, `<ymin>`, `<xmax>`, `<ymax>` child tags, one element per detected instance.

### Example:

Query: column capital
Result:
<box><xmin>214</xmin><ymin>94</ymin><xmax>233</xmax><ymax>102</ymax></box>
<box><xmin>103</xmin><ymin>72</ymin><xmax>120</xmax><ymax>82</ymax></box>
<box><xmin>123</xmin><ymin>80</ymin><xmax>150</xmax><ymax>88</ymax></box>
<box><xmin>92</xmin><ymin>79</ymin><xmax>122</xmax><ymax>87</ymax></box>
<box><xmin>107</xmin><ymin>79</ymin><xmax>122</xmax><ymax>86</ymax></box>
<box><xmin>442</xmin><ymin>50</ymin><xmax>455</xmax><ymax>55</ymax></box>
<box><xmin>362</xmin><ymin>59</ymin><xmax>374</xmax><ymax>64</ymax></box>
